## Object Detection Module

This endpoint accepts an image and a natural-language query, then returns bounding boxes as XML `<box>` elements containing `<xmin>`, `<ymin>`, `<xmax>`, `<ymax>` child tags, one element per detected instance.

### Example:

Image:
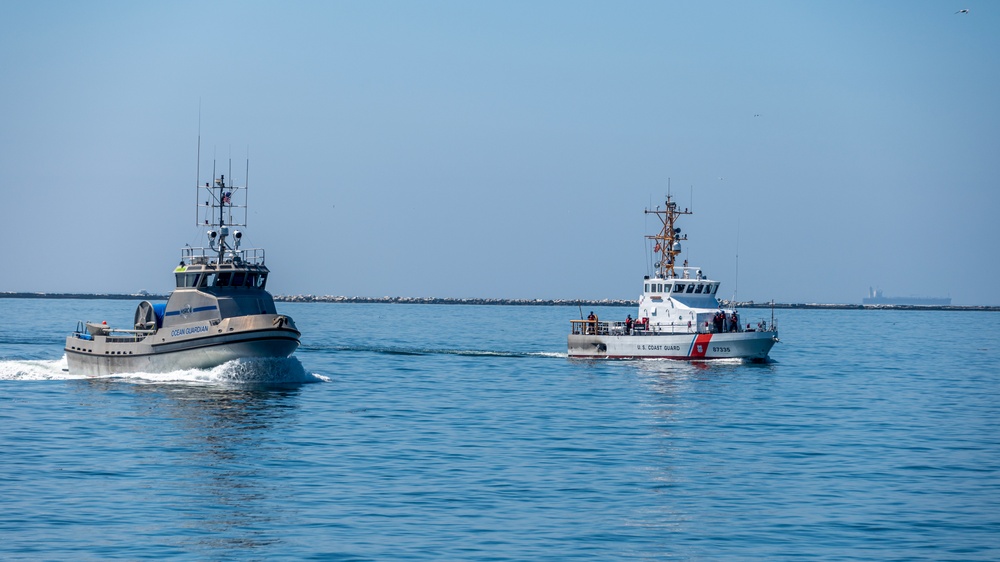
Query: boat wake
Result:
<box><xmin>0</xmin><ymin>357</ymin><xmax>80</xmax><ymax>380</ymax></box>
<box><xmin>0</xmin><ymin>356</ymin><xmax>328</xmax><ymax>386</ymax></box>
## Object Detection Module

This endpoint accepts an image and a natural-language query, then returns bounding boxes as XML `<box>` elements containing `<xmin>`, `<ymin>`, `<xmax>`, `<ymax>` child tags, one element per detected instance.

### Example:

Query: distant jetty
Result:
<box><xmin>275</xmin><ymin>297</ymin><xmax>994</xmax><ymax>311</ymax></box>
<box><xmin>723</xmin><ymin>301</ymin><xmax>994</xmax><ymax>312</ymax></box>
<box><xmin>0</xmin><ymin>291</ymin><xmax>166</xmax><ymax>301</ymax></box>
<box><xmin>1</xmin><ymin>292</ymin><xmax>996</xmax><ymax>311</ymax></box>
<box><xmin>274</xmin><ymin>295</ymin><xmax>637</xmax><ymax>307</ymax></box>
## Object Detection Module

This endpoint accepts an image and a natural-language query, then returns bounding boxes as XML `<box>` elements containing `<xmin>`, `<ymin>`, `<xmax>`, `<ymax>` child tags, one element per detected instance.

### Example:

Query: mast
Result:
<box><xmin>216</xmin><ymin>174</ymin><xmax>226</xmax><ymax>262</ymax></box>
<box><xmin>644</xmin><ymin>193</ymin><xmax>690</xmax><ymax>279</ymax></box>
<box><xmin>197</xmin><ymin>166</ymin><xmax>249</xmax><ymax>265</ymax></box>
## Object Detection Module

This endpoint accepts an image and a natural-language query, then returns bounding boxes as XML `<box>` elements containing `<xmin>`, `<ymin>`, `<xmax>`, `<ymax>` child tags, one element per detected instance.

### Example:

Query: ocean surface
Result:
<box><xmin>1</xmin><ymin>298</ymin><xmax>998</xmax><ymax>560</ymax></box>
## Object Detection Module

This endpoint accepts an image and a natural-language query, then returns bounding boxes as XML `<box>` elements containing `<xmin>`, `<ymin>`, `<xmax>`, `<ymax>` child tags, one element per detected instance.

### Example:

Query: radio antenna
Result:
<box><xmin>245</xmin><ymin>150</ymin><xmax>250</xmax><ymax>226</ymax></box>
<box><xmin>195</xmin><ymin>102</ymin><xmax>201</xmax><ymax>225</ymax></box>
<box><xmin>733</xmin><ymin>219</ymin><xmax>741</xmax><ymax>303</ymax></box>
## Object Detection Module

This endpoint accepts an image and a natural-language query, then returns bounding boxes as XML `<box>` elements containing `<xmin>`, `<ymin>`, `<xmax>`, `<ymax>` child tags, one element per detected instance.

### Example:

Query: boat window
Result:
<box><xmin>255</xmin><ymin>273</ymin><xmax>268</xmax><ymax>289</ymax></box>
<box><xmin>231</xmin><ymin>272</ymin><xmax>246</xmax><ymax>287</ymax></box>
<box><xmin>644</xmin><ymin>283</ymin><xmax>649</xmax><ymax>293</ymax></box>
<box><xmin>674</xmin><ymin>284</ymin><xmax>685</xmax><ymax>293</ymax></box>
<box><xmin>711</xmin><ymin>284</ymin><xmax>719</xmax><ymax>294</ymax></box>
<box><xmin>215</xmin><ymin>272</ymin><xmax>232</xmax><ymax>287</ymax></box>
<box><xmin>686</xmin><ymin>284</ymin><xmax>695</xmax><ymax>293</ymax></box>
<box><xmin>200</xmin><ymin>273</ymin><xmax>216</xmax><ymax>287</ymax></box>
<box><xmin>695</xmin><ymin>284</ymin><xmax>703</xmax><ymax>294</ymax></box>
<box><xmin>175</xmin><ymin>273</ymin><xmax>199</xmax><ymax>288</ymax></box>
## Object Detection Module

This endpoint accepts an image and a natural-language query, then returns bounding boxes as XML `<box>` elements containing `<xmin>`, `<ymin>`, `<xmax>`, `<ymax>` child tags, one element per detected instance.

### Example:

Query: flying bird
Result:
<box><xmin>955</xmin><ymin>9</ymin><xmax>969</xmax><ymax>14</ymax></box>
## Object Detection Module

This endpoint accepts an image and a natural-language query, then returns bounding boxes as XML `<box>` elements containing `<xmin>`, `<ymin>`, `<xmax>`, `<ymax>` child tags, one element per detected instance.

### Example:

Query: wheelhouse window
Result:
<box><xmin>695</xmin><ymin>284</ymin><xmax>703</xmax><ymax>294</ymax></box>
<box><xmin>215</xmin><ymin>272</ymin><xmax>232</xmax><ymax>287</ymax></box>
<box><xmin>231</xmin><ymin>272</ymin><xmax>246</xmax><ymax>287</ymax></box>
<box><xmin>175</xmin><ymin>273</ymin><xmax>200</xmax><ymax>288</ymax></box>
<box><xmin>686</xmin><ymin>284</ymin><xmax>695</xmax><ymax>293</ymax></box>
<box><xmin>674</xmin><ymin>284</ymin><xmax>685</xmax><ymax>293</ymax></box>
<box><xmin>711</xmin><ymin>284</ymin><xmax>719</xmax><ymax>294</ymax></box>
<box><xmin>243</xmin><ymin>271</ymin><xmax>267</xmax><ymax>288</ymax></box>
<box><xmin>644</xmin><ymin>283</ymin><xmax>650</xmax><ymax>293</ymax></box>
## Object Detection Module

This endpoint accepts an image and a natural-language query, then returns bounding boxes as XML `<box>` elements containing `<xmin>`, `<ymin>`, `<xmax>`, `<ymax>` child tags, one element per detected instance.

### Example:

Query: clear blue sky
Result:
<box><xmin>2</xmin><ymin>1</ymin><xmax>997</xmax><ymax>304</ymax></box>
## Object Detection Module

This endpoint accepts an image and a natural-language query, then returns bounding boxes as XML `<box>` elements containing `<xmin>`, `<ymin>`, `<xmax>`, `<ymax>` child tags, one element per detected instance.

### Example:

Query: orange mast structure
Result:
<box><xmin>645</xmin><ymin>193</ymin><xmax>690</xmax><ymax>279</ymax></box>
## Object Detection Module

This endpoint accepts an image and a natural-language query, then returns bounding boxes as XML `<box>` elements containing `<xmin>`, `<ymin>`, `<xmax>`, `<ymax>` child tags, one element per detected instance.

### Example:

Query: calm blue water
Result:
<box><xmin>2</xmin><ymin>298</ymin><xmax>999</xmax><ymax>560</ymax></box>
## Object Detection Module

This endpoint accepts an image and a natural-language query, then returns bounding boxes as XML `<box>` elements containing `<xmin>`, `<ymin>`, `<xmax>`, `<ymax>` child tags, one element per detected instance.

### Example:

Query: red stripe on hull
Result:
<box><xmin>689</xmin><ymin>333</ymin><xmax>713</xmax><ymax>358</ymax></box>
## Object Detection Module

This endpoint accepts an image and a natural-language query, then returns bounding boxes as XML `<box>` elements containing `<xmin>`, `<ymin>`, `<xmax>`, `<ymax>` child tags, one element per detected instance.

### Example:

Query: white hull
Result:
<box><xmin>568</xmin><ymin>330</ymin><xmax>776</xmax><ymax>361</ymax></box>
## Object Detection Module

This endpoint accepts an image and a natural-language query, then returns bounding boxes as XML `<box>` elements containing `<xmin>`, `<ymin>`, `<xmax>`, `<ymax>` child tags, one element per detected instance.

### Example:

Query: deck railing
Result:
<box><xmin>571</xmin><ymin>320</ymin><xmax>692</xmax><ymax>336</ymax></box>
<box><xmin>181</xmin><ymin>246</ymin><xmax>266</xmax><ymax>266</ymax></box>
<box><xmin>570</xmin><ymin>319</ymin><xmax>635</xmax><ymax>336</ymax></box>
<box><xmin>72</xmin><ymin>321</ymin><xmax>154</xmax><ymax>343</ymax></box>
<box><xmin>571</xmin><ymin>319</ymin><xmax>776</xmax><ymax>336</ymax></box>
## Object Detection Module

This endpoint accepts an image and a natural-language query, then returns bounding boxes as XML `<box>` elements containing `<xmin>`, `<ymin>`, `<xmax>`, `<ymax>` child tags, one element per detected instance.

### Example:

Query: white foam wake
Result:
<box><xmin>0</xmin><ymin>355</ymin><xmax>328</xmax><ymax>386</ymax></box>
<box><xmin>0</xmin><ymin>356</ymin><xmax>79</xmax><ymax>380</ymax></box>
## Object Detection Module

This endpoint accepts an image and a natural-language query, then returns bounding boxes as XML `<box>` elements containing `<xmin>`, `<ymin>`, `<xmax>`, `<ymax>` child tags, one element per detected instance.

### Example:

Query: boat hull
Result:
<box><xmin>568</xmin><ymin>330</ymin><xmax>777</xmax><ymax>361</ymax></box>
<box><xmin>65</xmin><ymin>327</ymin><xmax>300</xmax><ymax>377</ymax></box>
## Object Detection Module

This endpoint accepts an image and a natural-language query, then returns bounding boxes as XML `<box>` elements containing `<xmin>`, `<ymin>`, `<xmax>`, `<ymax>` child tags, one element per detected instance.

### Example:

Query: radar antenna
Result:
<box><xmin>644</xmin><ymin>192</ymin><xmax>691</xmax><ymax>279</ymax></box>
<box><xmin>197</xmin><ymin>165</ymin><xmax>249</xmax><ymax>264</ymax></box>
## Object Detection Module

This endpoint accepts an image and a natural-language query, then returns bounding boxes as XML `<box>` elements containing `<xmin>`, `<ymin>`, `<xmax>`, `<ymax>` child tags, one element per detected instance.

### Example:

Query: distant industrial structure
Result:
<box><xmin>864</xmin><ymin>287</ymin><xmax>951</xmax><ymax>306</ymax></box>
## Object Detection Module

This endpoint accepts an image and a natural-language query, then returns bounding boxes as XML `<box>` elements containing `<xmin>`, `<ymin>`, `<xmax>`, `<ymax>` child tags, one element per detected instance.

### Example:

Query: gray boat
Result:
<box><xmin>65</xmin><ymin>171</ymin><xmax>300</xmax><ymax>376</ymax></box>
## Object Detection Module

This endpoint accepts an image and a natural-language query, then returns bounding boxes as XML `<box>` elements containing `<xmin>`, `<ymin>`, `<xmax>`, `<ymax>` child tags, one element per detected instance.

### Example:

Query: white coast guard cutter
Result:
<box><xmin>568</xmin><ymin>194</ymin><xmax>778</xmax><ymax>361</ymax></box>
<box><xmin>65</xmin><ymin>167</ymin><xmax>300</xmax><ymax>376</ymax></box>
